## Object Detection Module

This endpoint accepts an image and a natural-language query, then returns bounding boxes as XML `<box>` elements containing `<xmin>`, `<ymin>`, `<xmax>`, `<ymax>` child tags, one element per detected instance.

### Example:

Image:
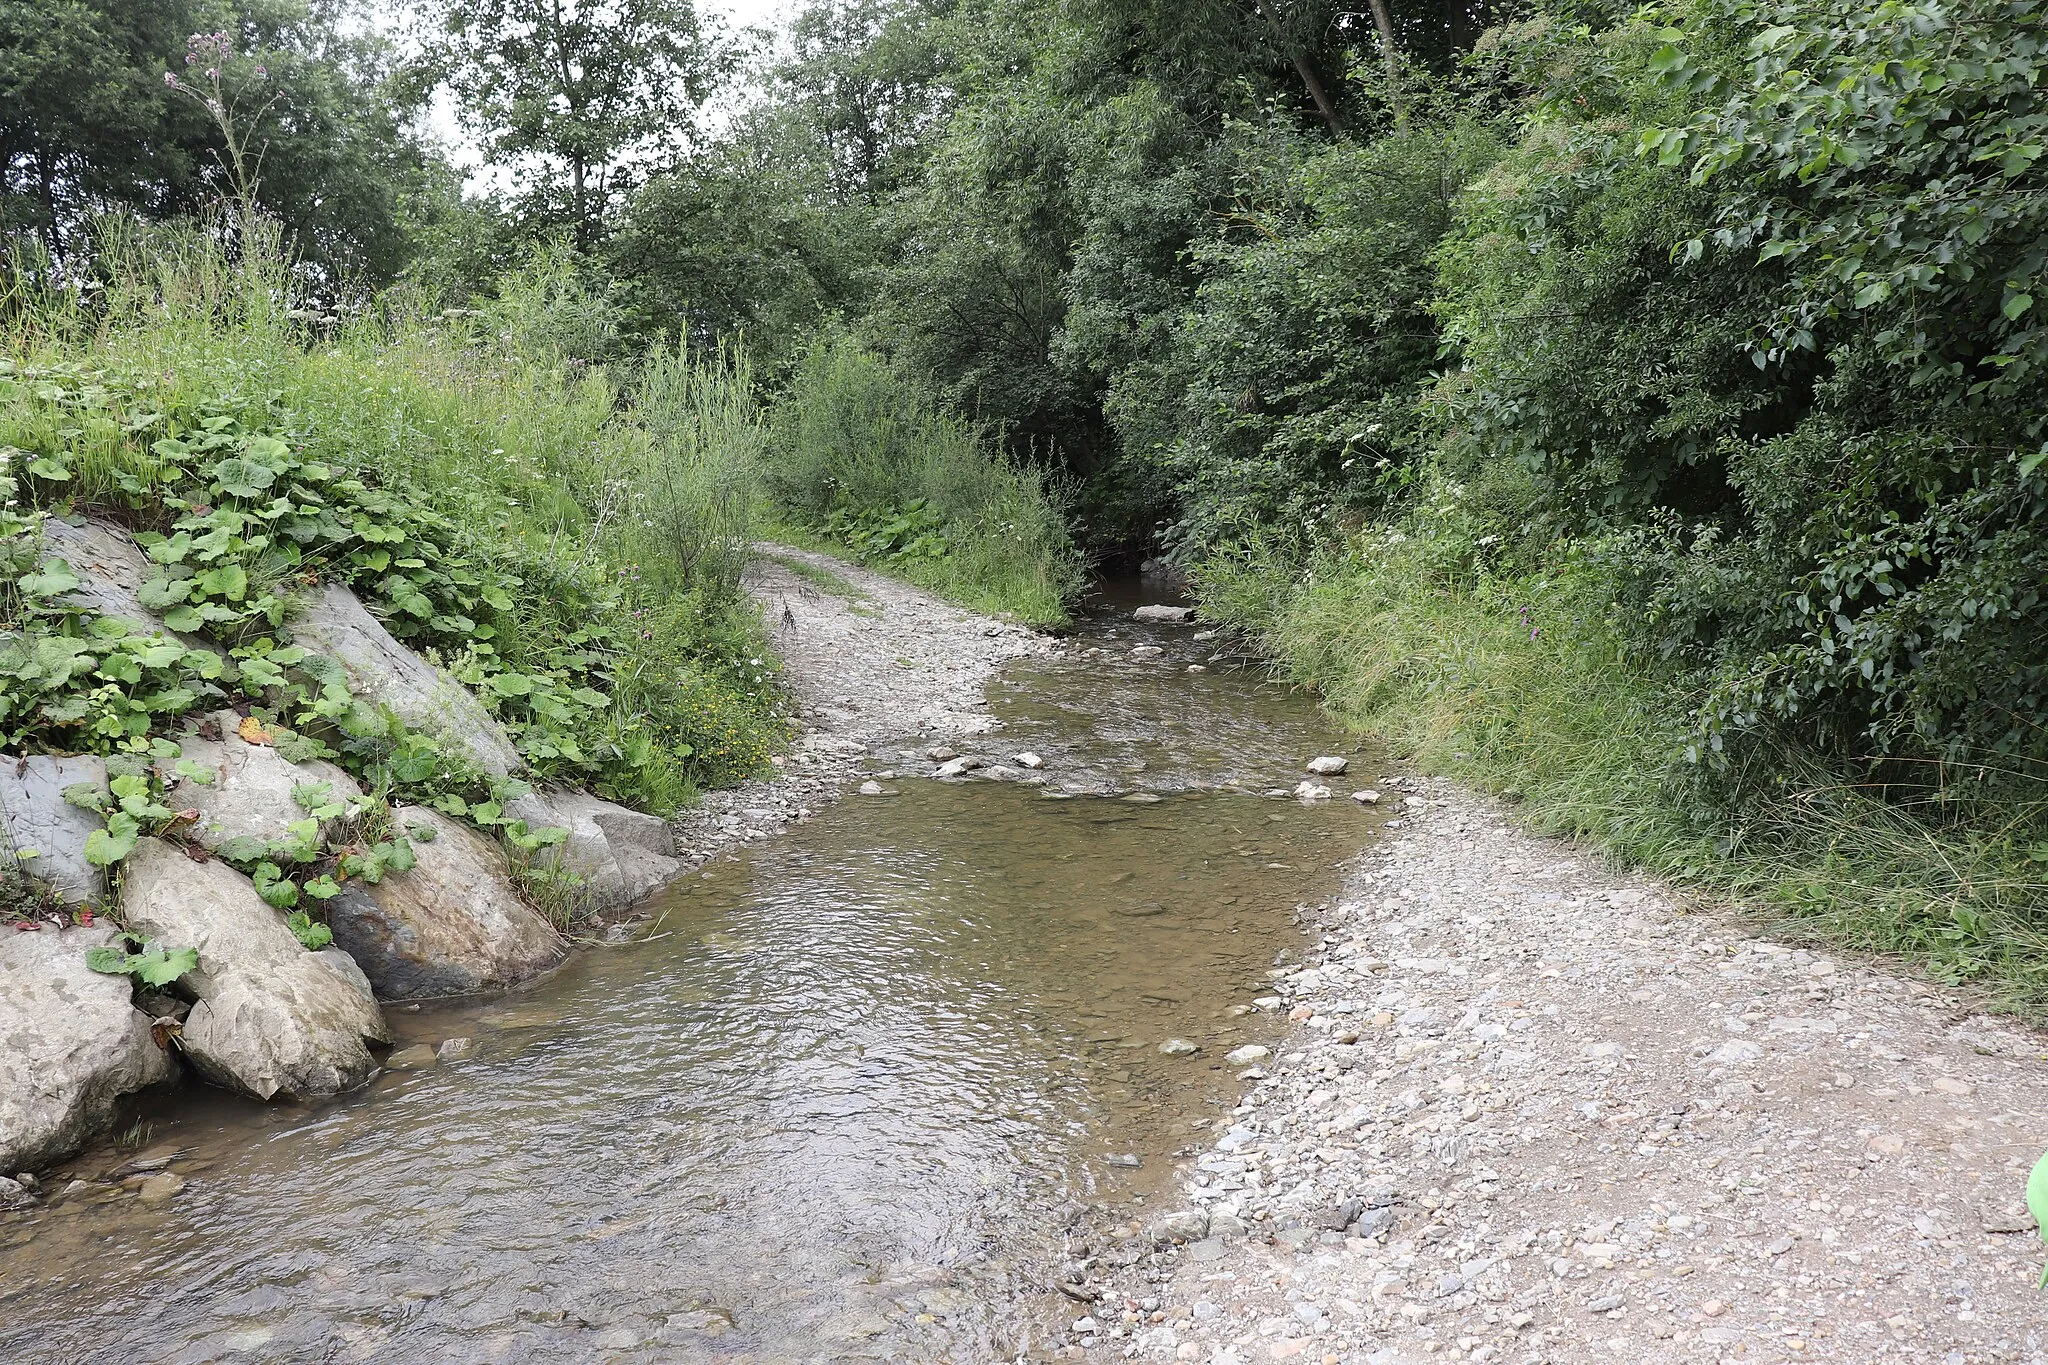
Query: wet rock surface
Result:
<box><xmin>118</xmin><ymin>839</ymin><xmax>387</xmax><ymax>1099</ymax></box>
<box><xmin>0</xmin><ymin>925</ymin><xmax>175</xmax><ymax>1171</ymax></box>
<box><xmin>326</xmin><ymin>806</ymin><xmax>565</xmax><ymax>999</ymax></box>
<box><xmin>1079</xmin><ymin>779</ymin><xmax>2048</xmax><ymax>1364</ymax></box>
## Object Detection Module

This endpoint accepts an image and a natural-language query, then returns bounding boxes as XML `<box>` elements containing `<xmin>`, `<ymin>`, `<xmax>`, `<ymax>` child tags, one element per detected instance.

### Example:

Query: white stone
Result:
<box><xmin>1306</xmin><ymin>755</ymin><xmax>1348</xmax><ymax>775</ymax></box>
<box><xmin>288</xmin><ymin>582</ymin><xmax>521</xmax><ymax>777</ymax></box>
<box><xmin>119</xmin><ymin>839</ymin><xmax>387</xmax><ymax>1100</ymax></box>
<box><xmin>169</xmin><ymin>711</ymin><xmax>363</xmax><ymax>851</ymax></box>
<box><xmin>1013</xmin><ymin>752</ymin><xmax>1045</xmax><ymax>769</ymax></box>
<box><xmin>1133</xmin><ymin>605</ymin><xmax>1197</xmax><ymax>624</ymax></box>
<box><xmin>0</xmin><ymin>755</ymin><xmax>109</xmax><ymax>904</ymax></box>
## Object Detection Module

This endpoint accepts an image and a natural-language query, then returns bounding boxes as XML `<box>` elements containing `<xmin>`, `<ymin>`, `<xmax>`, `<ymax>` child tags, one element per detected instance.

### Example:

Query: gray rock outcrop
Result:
<box><xmin>506</xmin><ymin>789</ymin><xmax>681</xmax><ymax>913</ymax></box>
<box><xmin>168</xmin><ymin>710</ymin><xmax>363</xmax><ymax>851</ymax></box>
<box><xmin>324</xmin><ymin>806</ymin><xmax>563</xmax><ymax>999</ymax></box>
<box><xmin>40</xmin><ymin>517</ymin><xmax>227</xmax><ymax>666</ymax></box>
<box><xmin>0</xmin><ymin>924</ymin><xmax>176</xmax><ymax>1171</ymax></box>
<box><xmin>119</xmin><ymin>839</ymin><xmax>387</xmax><ymax>1100</ymax></box>
<box><xmin>287</xmin><ymin>583</ymin><xmax>521</xmax><ymax>778</ymax></box>
<box><xmin>0</xmin><ymin>755</ymin><xmax>109</xmax><ymax>904</ymax></box>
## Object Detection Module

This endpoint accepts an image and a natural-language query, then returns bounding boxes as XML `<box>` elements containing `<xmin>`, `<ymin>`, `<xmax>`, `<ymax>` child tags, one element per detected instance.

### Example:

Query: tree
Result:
<box><xmin>425</xmin><ymin>0</ymin><xmax>732</xmax><ymax>248</ymax></box>
<box><xmin>0</xmin><ymin>0</ymin><xmax>435</xmax><ymax>284</ymax></box>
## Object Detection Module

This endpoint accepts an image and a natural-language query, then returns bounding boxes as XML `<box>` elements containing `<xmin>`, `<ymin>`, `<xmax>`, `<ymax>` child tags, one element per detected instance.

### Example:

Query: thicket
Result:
<box><xmin>0</xmin><ymin>221</ymin><xmax>782</xmax><ymax>855</ymax></box>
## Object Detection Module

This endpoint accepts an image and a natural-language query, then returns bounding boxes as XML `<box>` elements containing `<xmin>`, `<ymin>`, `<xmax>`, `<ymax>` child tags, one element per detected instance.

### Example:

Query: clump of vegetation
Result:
<box><xmin>764</xmin><ymin>333</ymin><xmax>1083</xmax><ymax>625</ymax></box>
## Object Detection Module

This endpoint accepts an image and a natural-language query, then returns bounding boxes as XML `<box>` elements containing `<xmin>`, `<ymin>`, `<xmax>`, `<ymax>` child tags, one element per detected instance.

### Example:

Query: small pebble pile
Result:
<box><xmin>1063</xmin><ymin>779</ymin><xmax>2048</xmax><ymax>1365</ymax></box>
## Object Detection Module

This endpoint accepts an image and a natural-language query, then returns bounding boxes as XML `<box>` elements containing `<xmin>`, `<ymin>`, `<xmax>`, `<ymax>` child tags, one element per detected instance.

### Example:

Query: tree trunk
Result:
<box><xmin>1255</xmin><ymin>3</ymin><xmax>1342</xmax><ymax>136</ymax></box>
<box><xmin>1367</xmin><ymin>0</ymin><xmax>1406</xmax><ymax>126</ymax></box>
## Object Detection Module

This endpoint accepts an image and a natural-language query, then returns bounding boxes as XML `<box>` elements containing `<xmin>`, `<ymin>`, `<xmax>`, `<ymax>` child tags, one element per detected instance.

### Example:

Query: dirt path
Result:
<box><xmin>1073</xmin><ymin>777</ymin><xmax>2048</xmax><ymax>1364</ymax></box>
<box><xmin>662</xmin><ymin>543</ymin><xmax>1048</xmax><ymax>876</ymax></box>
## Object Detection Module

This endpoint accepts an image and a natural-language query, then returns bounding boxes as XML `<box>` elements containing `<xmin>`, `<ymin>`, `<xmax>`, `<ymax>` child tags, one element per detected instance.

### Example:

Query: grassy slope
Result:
<box><xmin>1199</xmin><ymin>532</ymin><xmax>2048</xmax><ymax>1013</ymax></box>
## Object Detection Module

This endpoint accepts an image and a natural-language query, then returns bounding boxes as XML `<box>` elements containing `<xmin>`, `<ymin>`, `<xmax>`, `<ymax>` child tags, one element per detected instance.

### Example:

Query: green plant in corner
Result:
<box><xmin>2030</xmin><ymin>1149</ymin><xmax>2048</xmax><ymax>1289</ymax></box>
<box><xmin>85</xmin><ymin>934</ymin><xmax>199</xmax><ymax>987</ymax></box>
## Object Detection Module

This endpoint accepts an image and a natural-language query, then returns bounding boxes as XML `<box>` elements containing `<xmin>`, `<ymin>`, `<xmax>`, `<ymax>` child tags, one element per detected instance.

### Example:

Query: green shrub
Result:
<box><xmin>764</xmin><ymin>330</ymin><xmax>1083</xmax><ymax>623</ymax></box>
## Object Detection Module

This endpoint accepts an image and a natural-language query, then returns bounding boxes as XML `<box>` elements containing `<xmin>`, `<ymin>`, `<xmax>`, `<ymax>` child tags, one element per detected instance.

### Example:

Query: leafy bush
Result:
<box><xmin>765</xmin><ymin>331</ymin><xmax>1083</xmax><ymax>623</ymax></box>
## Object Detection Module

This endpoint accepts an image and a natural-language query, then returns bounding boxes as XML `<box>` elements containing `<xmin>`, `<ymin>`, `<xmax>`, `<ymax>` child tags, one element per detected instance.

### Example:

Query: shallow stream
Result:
<box><xmin>0</xmin><ymin>584</ymin><xmax>1379</xmax><ymax>1363</ymax></box>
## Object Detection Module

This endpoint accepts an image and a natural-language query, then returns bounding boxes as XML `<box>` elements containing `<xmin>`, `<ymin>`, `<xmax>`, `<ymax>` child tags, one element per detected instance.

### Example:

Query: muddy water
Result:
<box><xmin>0</xmin><ymin>588</ymin><xmax>1378</xmax><ymax>1363</ymax></box>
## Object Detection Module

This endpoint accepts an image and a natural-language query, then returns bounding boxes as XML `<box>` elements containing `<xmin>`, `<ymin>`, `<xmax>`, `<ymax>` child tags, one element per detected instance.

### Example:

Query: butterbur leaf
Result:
<box><xmin>131</xmin><ymin>943</ymin><xmax>198</xmax><ymax>987</ymax></box>
<box><xmin>26</xmin><ymin>457</ymin><xmax>70</xmax><ymax>481</ymax></box>
<box><xmin>83</xmin><ymin>814</ymin><xmax>139</xmax><ymax>867</ymax></box>
<box><xmin>2029</xmin><ymin>1149</ymin><xmax>2048</xmax><ymax>1287</ymax></box>
<box><xmin>213</xmin><ymin>834</ymin><xmax>270</xmax><ymax>864</ymax></box>
<box><xmin>18</xmin><ymin>559</ymin><xmax>81</xmax><ymax>599</ymax></box>
<box><xmin>84</xmin><ymin>945</ymin><xmax>129</xmax><ymax>974</ymax></box>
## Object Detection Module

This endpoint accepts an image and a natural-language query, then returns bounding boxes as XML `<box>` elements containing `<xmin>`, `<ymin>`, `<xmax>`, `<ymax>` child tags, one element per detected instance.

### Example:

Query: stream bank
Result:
<box><xmin>0</xmin><ymin>548</ymin><xmax>1382</xmax><ymax>1362</ymax></box>
<box><xmin>1073</xmin><ymin>785</ymin><xmax>2048</xmax><ymax>1365</ymax></box>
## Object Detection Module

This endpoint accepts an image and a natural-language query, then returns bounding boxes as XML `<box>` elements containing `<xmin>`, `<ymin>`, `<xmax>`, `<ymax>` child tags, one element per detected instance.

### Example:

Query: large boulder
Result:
<box><xmin>287</xmin><ymin>583</ymin><xmax>521</xmax><ymax>778</ymax></box>
<box><xmin>40</xmin><ymin>517</ymin><xmax>227</xmax><ymax>666</ymax></box>
<box><xmin>506</xmin><ymin>788</ymin><xmax>681</xmax><ymax>914</ymax></box>
<box><xmin>168</xmin><ymin>710</ymin><xmax>363</xmax><ymax>852</ymax></box>
<box><xmin>0</xmin><ymin>924</ymin><xmax>176</xmax><ymax>1171</ymax></box>
<box><xmin>119</xmin><ymin>839</ymin><xmax>387</xmax><ymax>1100</ymax></box>
<box><xmin>325</xmin><ymin>806</ymin><xmax>564</xmax><ymax>999</ymax></box>
<box><xmin>0</xmin><ymin>755</ymin><xmax>108</xmax><ymax>904</ymax></box>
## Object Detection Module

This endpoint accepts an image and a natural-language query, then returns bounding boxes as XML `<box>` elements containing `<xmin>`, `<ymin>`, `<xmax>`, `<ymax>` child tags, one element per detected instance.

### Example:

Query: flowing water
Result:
<box><xmin>0</xmin><ymin>584</ymin><xmax>1381</xmax><ymax>1364</ymax></box>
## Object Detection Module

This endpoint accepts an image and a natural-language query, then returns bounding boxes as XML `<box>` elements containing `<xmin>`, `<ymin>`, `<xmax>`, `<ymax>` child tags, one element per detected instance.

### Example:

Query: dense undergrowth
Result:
<box><xmin>0</xmin><ymin>223</ymin><xmax>784</xmax><ymax>873</ymax></box>
<box><xmin>761</xmin><ymin>333</ymin><xmax>1082</xmax><ymax>626</ymax></box>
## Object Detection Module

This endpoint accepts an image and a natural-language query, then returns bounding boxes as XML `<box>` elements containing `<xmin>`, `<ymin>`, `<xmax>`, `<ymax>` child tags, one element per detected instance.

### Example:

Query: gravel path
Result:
<box><xmin>1072</xmin><ymin>777</ymin><xmax>2048</xmax><ymax>1365</ymax></box>
<box><xmin>661</xmin><ymin>544</ymin><xmax>1048</xmax><ymax>876</ymax></box>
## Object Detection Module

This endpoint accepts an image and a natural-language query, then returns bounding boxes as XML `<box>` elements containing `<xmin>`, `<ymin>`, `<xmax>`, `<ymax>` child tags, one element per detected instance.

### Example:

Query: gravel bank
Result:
<box><xmin>662</xmin><ymin>543</ymin><xmax>1050</xmax><ymax>877</ymax></box>
<box><xmin>1071</xmin><ymin>777</ymin><xmax>2048</xmax><ymax>1365</ymax></box>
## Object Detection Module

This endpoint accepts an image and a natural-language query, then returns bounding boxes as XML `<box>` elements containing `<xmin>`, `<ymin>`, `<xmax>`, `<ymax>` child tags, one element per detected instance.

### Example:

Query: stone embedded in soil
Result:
<box><xmin>0</xmin><ymin>753</ymin><xmax>109</xmax><ymax>905</ymax></box>
<box><xmin>1305</xmin><ymin>755</ymin><xmax>1348</xmax><ymax>775</ymax></box>
<box><xmin>0</xmin><ymin>923</ymin><xmax>174</xmax><ymax>1172</ymax></box>
<box><xmin>1224</xmin><ymin>1045</ymin><xmax>1271</xmax><ymax>1065</ymax></box>
<box><xmin>1158</xmin><ymin>1038</ymin><xmax>1201</xmax><ymax>1056</ymax></box>
<box><xmin>289</xmin><ymin>581</ymin><xmax>522</xmax><ymax>778</ymax></box>
<box><xmin>508</xmin><ymin>789</ymin><xmax>681</xmax><ymax>914</ymax></box>
<box><xmin>169</xmin><ymin>710</ymin><xmax>364</xmax><ymax>852</ymax></box>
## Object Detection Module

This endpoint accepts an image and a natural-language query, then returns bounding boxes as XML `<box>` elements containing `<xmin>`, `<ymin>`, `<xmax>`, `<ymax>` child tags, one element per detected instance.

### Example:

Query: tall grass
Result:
<box><xmin>1198</xmin><ymin>493</ymin><xmax>2048</xmax><ymax>1011</ymax></box>
<box><xmin>0</xmin><ymin>215</ymin><xmax>782</xmax><ymax>808</ymax></box>
<box><xmin>764</xmin><ymin>332</ymin><xmax>1083</xmax><ymax>625</ymax></box>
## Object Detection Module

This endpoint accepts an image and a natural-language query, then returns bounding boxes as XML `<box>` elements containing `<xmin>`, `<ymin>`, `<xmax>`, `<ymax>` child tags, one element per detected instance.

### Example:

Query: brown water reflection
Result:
<box><xmin>0</xmin><ymin>592</ymin><xmax>1378</xmax><ymax>1363</ymax></box>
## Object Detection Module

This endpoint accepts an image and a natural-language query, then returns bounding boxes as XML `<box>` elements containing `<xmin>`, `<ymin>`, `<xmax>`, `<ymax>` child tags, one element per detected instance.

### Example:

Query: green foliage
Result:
<box><xmin>84</xmin><ymin>933</ymin><xmax>198</xmax><ymax>988</ymax></box>
<box><xmin>2030</xmin><ymin>1150</ymin><xmax>2048</xmax><ymax>1287</ymax></box>
<box><xmin>766</xmin><ymin>331</ymin><xmax>1083</xmax><ymax>623</ymax></box>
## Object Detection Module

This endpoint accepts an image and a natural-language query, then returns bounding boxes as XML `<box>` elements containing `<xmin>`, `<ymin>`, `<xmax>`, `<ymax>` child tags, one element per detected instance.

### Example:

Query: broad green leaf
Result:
<box><xmin>131</xmin><ymin>943</ymin><xmax>198</xmax><ymax>987</ymax></box>
<box><xmin>84</xmin><ymin>945</ymin><xmax>129</xmax><ymax>974</ymax></box>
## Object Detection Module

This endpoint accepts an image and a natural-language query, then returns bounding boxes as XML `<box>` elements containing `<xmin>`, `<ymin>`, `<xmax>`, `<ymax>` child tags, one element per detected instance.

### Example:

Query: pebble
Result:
<box><xmin>1159</xmin><ymin>1038</ymin><xmax>1201</xmax><ymax>1056</ymax></box>
<box><xmin>1014</xmin><ymin>752</ymin><xmax>1044</xmax><ymax>769</ymax></box>
<box><xmin>1351</xmin><ymin>789</ymin><xmax>1380</xmax><ymax>804</ymax></box>
<box><xmin>1087</xmin><ymin>778</ymin><xmax>2048</xmax><ymax>1365</ymax></box>
<box><xmin>1306</xmin><ymin>756</ymin><xmax>1348</xmax><ymax>775</ymax></box>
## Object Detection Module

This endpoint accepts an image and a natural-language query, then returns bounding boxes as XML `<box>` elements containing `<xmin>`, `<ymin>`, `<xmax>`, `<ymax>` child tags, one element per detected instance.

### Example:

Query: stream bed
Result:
<box><xmin>0</xmin><ymin>586</ymin><xmax>1380</xmax><ymax>1363</ymax></box>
